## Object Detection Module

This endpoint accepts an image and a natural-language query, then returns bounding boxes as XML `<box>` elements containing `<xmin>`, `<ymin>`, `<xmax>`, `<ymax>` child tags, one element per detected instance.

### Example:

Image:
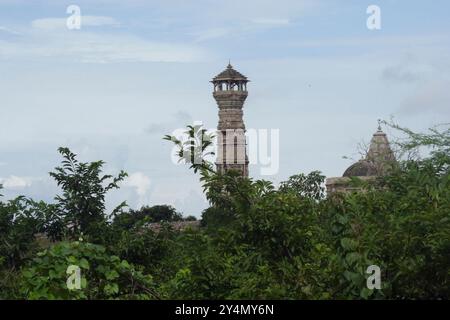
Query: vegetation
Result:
<box><xmin>0</xmin><ymin>123</ymin><xmax>448</xmax><ymax>299</ymax></box>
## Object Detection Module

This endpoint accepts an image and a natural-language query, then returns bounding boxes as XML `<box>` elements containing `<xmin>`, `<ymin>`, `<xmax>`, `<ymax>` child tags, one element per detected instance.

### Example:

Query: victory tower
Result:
<box><xmin>211</xmin><ymin>63</ymin><xmax>249</xmax><ymax>176</ymax></box>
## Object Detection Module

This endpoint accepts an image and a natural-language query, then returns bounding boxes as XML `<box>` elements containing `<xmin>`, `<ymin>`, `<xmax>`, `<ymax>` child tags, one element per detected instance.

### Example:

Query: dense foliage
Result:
<box><xmin>0</xmin><ymin>123</ymin><xmax>448</xmax><ymax>299</ymax></box>
<box><xmin>21</xmin><ymin>241</ymin><xmax>156</xmax><ymax>300</ymax></box>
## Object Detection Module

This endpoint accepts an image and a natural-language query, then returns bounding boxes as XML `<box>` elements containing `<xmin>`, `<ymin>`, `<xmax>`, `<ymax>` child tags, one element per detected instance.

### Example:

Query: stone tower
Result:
<box><xmin>211</xmin><ymin>63</ymin><xmax>249</xmax><ymax>176</ymax></box>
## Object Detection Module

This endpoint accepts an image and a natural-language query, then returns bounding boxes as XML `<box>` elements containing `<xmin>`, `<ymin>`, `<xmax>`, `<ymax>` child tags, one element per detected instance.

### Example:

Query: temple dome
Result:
<box><xmin>343</xmin><ymin>160</ymin><xmax>378</xmax><ymax>177</ymax></box>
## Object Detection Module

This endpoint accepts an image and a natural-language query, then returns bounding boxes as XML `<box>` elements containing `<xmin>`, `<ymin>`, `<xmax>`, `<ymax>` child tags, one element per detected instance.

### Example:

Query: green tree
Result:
<box><xmin>49</xmin><ymin>147</ymin><xmax>127</xmax><ymax>241</ymax></box>
<box><xmin>131</xmin><ymin>205</ymin><xmax>183</xmax><ymax>223</ymax></box>
<box><xmin>279</xmin><ymin>171</ymin><xmax>326</xmax><ymax>201</ymax></box>
<box><xmin>0</xmin><ymin>187</ymin><xmax>53</xmax><ymax>298</ymax></box>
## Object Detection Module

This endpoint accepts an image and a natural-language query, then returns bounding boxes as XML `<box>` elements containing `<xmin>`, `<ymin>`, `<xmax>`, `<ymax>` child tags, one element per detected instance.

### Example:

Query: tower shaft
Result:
<box><xmin>211</xmin><ymin>64</ymin><xmax>249</xmax><ymax>176</ymax></box>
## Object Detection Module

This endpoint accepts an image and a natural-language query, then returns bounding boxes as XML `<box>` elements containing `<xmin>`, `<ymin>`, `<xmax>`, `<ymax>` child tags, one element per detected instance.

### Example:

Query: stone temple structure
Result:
<box><xmin>326</xmin><ymin>123</ymin><xmax>396</xmax><ymax>193</ymax></box>
<box><xmin>212</xmin><ymin>63</ymin><xmax>249</xmax><ymax>177</ymax></box>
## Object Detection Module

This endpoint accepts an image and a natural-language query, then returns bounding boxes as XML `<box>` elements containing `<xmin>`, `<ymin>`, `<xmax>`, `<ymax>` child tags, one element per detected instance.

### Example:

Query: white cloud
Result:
<box><xmin>289</xmin><ymin>35</ymin><xmax>450</xmax><ymax>49</ymax></box>
<box><xmin>149</xmin><ymin>182</ymin><xmax>207</xmax><ymax>216</ymax></box>
<box><xmin>31</xmin><ymin>16</ymin><xmax>119</xmax><ymax>30</ymax></box>
<box><xmin>382</xmin><ymin>64</ymin><xmax>421</xmax><ymax>83</ymax></box>
<box><xmin>0</xmin><ymin>13</ymin><xmax>210</xmax><ymax>63</ymax></box>
<box><xmin>0</xmin><ymin>30</ymin><xmax>209</xmax><ymax>63</ymax></box>
<box><xmin>190</xmin><ymin>0</ymin><xmax>313</xmax><ymax>23</ymax></box>
<box><xmin>0</xmin><ymin>26</ymin><xmax>21</xmax><ymax>35</ymax></box>
<box><xmin>0</xmin><ymin>175</ymin><xmax>32</xmax><ymax>189</ymax></box>
<box><xmin>147</xmin><ymin>110</ymin><xmax>193</xmax><ymax>135</ymax></box>
<box><xmin>251</xmin><ymin>18</ymin><xmax>290</xmax><ymax>26</ymax></box>
<box><xmin>191</xmin><ymin>18</ymin><xmax>290</xmax><ymax>42</ymax></box>
<box><xmin>381</xmin><ymin>55</ymin><xmax>435</xmax><ymax>84</ymax></box>
<box><xmin>399</xmin><ymin>81</ymin><xmax>450</xmax><ymax>116</ymax></box>
<box><xmin>192</xmin><ymin>28</ymin><xmax>230</xmax><ymax>42</ymax></box>
<box><xmin>123</xmin><ymin>172</ymin><xmax>151</xmax><ymax>196</ymax></box>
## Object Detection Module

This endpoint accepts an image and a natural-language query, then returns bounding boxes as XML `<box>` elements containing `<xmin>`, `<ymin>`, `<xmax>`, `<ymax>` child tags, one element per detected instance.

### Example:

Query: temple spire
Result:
<box><xmin>367</xmin><ymin>123</ymin><xmax>396</xmax><ymax>175</ymax></box>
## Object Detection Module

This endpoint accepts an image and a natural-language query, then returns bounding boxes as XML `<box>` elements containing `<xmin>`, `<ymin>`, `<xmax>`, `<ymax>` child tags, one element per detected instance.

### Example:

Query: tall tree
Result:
<box><xmin>49</xmin><ymin>147</ymin><xmax>127</xmax><ymax>241</ymax></box>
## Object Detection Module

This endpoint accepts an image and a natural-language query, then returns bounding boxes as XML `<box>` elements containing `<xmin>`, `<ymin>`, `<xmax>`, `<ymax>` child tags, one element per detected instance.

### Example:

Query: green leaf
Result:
<box><xmin>104</xmin><ymin>283</ymin><xmax>119</xmax><ymax>295</ymax></box>
<box><xmin>78</xmin><ymin>258</ymin><xmax>90</xmax><ymax>270</ymax></box>
<box><xmin>120</xmin><ymin>260</ymin><xmax>130</xmax><ymax>269</ymax></box>
<box><xmin>360</xmin><ymin>287</ymin><xmax>374</xmax><ymax>300</ymax></box>
<box><xmin>340</xmin><ymin>238</ymin><xmax>358</xmax><ymax>251</ymax></box>
<box><xmin>106</xmin><ymin>270</ymin><xmax>119</xmax><ymax>280</ymax></box>
<box><xmin>345</xmin><ymin>252</ymin><xmax>361</xmax><ymax>265</ymax></box>
<box><xmin>81</xmin><ymin>277</ymin><xmax>87</xmax><ymax>289</ymax></box>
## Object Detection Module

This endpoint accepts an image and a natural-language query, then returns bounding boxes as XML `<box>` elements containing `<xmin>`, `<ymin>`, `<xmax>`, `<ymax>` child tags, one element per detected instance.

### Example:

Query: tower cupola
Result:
<box><xmin>211</xmin><ymin>63</ymin><xmax>249</xmax><ymax>92</ymax></box>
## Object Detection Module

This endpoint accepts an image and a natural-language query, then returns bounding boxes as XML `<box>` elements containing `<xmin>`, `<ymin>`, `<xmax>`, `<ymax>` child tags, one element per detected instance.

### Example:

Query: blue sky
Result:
<box><xmin>1</xmin><ymin>0</ymin><xmax>449</xmax><ymax>216</ymax></box>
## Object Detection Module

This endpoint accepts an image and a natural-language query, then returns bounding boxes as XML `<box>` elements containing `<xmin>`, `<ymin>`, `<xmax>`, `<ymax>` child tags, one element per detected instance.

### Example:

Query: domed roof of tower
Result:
<box><xmin>212</xmin><ymin>63</ymin><xmax>249</xmax><ymax>82</ymax></box>
<box><xmin>342</xmin><ymin>122</ymin><xmax>397</xmax><ymax>177</ymax></box>
<box><xmin>343</xmin><ymin>160</ymin><xmax>378</xmax><ymax>177</ymax></box>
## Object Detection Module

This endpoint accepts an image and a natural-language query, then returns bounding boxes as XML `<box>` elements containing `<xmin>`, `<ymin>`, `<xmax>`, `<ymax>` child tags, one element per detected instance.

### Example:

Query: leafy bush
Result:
<box><xmin>113</xmin><ymin>205</ymin><xmax>183</xmax><ymax>229</ymax></box>
<box><xmin>20</xmin><ymin>241</ymin><xmax>157</xmax><ymax>300</ymax></box>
